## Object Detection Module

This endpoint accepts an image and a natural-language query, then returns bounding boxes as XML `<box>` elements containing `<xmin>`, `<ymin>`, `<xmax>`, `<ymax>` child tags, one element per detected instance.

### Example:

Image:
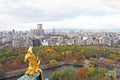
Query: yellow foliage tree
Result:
<box><xmin>109</xmin><ymin>54</ymin><xmax>117</xmax><ymax>60</ymax></box>
<box><xmin>49</xmin><ymin>59</ymin><xmax>57</xmax><ymax>66</ymax></box>
<box><xmin>80</xmin><ymin>49</ymin><xmax>84</xmax><ymax>53</ymax></box>
<box><xmin>88</xmin><ymin>65</ymin><xmax>96</xmax><ymax>75</ymax></box>
<box><xmin>106</xmin><ymin>59</ymin><xmax>114</xmax><ymax>67</ymax></box>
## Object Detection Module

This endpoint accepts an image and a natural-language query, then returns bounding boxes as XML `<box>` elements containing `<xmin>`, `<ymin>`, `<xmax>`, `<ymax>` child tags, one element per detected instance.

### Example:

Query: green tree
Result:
<box><xmin>0</xmin><ymin>64</ymin><xmax>5</xmax><ymax>77</ymax></box>
<box><xmin>49</xmin><ymin>71</ymin><xmax>63</xmax><ymax>80</ymax></box>
<box><xmin>17</xmin><ymin>54</ymin><xmax>24</xmax><ymax>62</ymax></box>
<box><xmin>0</xmin><ymin>52</ymin><xmax>4</xmax><ymax>57</ymax></box>
<box><xmin>103</xmin><ymin>51</ymin><xmax>110</xmax><ymax>58</ymax></box>
<box><xmin>9</xmin><ymin>56</ymin><xmax>16</xmax><ymax>60</ymax></box>
<box><xmin>98</xmin><ymin>67</ymin><xmax>108</xmax><ymax>77</ymax></box>
<box><xmin>63</xmin><ymin>68</ymin><xmax>77</xmax><ymax>80</ymax></box>
<box><xmin>0</xmin><ymin>56</ymin><xmax>7</xmax><ymax>64</ymax></box>
<box><xmin>0</xmin><ymin>69</ymin><xmax>5</xmax><ymax>77</ymax></box>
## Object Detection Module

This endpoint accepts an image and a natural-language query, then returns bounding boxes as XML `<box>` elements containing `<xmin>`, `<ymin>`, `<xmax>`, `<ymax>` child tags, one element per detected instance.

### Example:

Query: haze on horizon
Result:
<box><xmin>0</xmin><ymin>0</ymin><xmax>120</xmax><ymax>31</ymax></box>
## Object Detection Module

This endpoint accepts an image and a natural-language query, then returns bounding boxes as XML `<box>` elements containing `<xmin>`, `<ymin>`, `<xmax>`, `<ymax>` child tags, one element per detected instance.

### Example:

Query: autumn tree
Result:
<box><xmin>77</xmin><ymin>68</ymin><xmax>88</xmax><ymax>79</ymax></box>
<box><xmin>109</xmin><ymin>54</ymin><xmax>117</xmax><ymax>60</ymax></box>
<box><xmin>49</xmin><ymin>59</ymin><xmax>57</xmax><ymax>66</ymax></box>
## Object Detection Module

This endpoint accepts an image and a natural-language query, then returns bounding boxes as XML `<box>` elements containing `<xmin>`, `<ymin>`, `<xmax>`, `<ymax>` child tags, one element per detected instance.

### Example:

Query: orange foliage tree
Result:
<box><xmin>77</xmin><ymin>68</ymin><xmax>88</xmax><ymax>79</ymax></box>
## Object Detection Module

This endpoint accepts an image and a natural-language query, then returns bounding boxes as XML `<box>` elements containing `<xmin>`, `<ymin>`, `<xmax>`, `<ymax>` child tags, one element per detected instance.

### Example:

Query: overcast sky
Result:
<box><xmin>0</xmin><ymin>0</ymin><xmax>120</xmax><ymax>31</ymax></box>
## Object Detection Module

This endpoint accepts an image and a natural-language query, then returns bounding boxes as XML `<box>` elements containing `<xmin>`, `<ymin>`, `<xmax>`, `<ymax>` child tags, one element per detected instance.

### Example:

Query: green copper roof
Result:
<box><xmin>17</xmin><ymin>72</ymin><xmax>40</xmax><ymax>80</ymax></box>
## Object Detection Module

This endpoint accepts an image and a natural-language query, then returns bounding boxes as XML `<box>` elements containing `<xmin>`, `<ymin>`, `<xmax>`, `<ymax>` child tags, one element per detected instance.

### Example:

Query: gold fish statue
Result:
<box><xmin>18</xmin><ymin>46</ymin><xmax>44</xmax><ymax>80</ymax></box>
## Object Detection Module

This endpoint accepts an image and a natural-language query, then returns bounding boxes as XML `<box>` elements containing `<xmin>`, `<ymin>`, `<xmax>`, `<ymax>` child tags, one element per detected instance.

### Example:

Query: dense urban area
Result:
<box><xmin>1</xmin><ymin>24</ymin><xmax>120</xmax><ymax>48</ymax></box>
<box><xmin>0</xmin><ymin>24</ymin><xmax>120</xmax><ymax>80</ymax></box>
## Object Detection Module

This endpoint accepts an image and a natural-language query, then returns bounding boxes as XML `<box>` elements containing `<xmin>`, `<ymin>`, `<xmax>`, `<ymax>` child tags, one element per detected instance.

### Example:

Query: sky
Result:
<box><xmin>0</xmin><ymin>0</ymin><xmax>120</xmax><ymax>31</ymax></box>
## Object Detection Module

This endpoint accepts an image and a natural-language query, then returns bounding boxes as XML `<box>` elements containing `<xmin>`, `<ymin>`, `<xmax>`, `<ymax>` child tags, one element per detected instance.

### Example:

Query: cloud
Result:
<box><xmin>0</xmin><ymin>0</ymin><xmax>120</xmax><ymax>31</ymax></box>
<box><xmin>42</xmin><ymin>13</ymin><xmax>120</xmax><ymax>29</ymax></box>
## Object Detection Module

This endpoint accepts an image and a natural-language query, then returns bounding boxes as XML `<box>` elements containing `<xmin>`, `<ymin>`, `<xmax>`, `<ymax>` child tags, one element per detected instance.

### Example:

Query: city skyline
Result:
<box><xmin>0</xmin><ymin>0</ymin><xmax>120</xmax><ymax>31</ymax></box>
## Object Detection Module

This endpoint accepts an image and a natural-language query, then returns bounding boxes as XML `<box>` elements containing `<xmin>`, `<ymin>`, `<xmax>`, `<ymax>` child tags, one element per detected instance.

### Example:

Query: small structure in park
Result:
<box><xmin>18</xmin><ymin>46</ymin><xmax>44</xmax><ymax>80</ymax></box>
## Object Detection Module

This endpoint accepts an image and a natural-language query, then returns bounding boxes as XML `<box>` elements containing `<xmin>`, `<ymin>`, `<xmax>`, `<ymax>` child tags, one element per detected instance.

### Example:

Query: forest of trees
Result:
<box><xmin>0</xmin><ymin>45</ymin><xmax>119</xmax><ymax>79</ymax></box>
<box><xmin>49</xmin><ymin>67</ymin><xmax>113</xmax><ymax>80</ymax></box>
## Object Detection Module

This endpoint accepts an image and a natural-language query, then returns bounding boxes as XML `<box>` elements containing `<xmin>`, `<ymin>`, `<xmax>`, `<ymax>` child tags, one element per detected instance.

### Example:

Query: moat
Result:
<box><xmin>5</xmin><ymin>65</ymin><xmax>81</xmax><ymax>80</ymax></box>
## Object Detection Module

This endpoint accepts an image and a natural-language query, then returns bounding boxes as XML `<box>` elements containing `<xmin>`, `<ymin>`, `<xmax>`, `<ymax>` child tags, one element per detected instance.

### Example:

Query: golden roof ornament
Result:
<box><xmin>23</xmin><ymin>46</ymin><xmax>44</xmax><ymax>80</ymax></box>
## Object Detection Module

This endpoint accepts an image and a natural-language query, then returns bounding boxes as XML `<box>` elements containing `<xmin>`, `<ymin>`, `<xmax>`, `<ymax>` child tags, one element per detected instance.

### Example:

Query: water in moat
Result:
<box><xmin>5</xmin><ymin>65</ymin><xmax>81</xmax><ymax>80</ymax></box>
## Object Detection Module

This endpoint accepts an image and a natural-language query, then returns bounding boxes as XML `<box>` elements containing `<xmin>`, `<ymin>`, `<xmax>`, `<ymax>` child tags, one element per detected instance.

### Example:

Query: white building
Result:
<box><xmin>42</xmin><ymin>40</ymin><xmax>48</xmax><ymax>46</ymax></box>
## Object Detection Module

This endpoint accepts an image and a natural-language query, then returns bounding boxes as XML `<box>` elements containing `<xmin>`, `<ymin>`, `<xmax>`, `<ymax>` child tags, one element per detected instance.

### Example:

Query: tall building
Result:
<box><xmin>32</xmin><ymin>39</ymin><xmax>41</xmax><ymax>47</ymax></box>
<box><xmin>37</xmin><ymin>24</ymin><xmax>42</xmax><ymax>30</ymax></box>
<box><xmin>31</xmin><ymin>29</ymin><xmax>38</xmax><ymax>36</ymax></box>
<box><xmin>52</xmin><ymin>28</ymin><xmax>56</xmax><ymax>35</ymax></box>
<box><xmin>37</xmin><ymin>24</ymin><xmax>44</xmax><ymax>36</ymax></box>
<box><xmin>12</xmin><ymin>29</ymin><xmax>15</xmax><ymax>34</ymax></box>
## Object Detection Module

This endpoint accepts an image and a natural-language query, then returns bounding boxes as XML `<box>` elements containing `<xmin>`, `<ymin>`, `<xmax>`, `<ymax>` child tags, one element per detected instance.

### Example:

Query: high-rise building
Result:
<box><xmin>37</xmin><ymin>24</ymin><xmax>42</xmax><ymax>29</ymax></box>
<box><xmin>52</xmin><ymin>28</ymin><xmax>55</xmax><ymax>35</ymax></box>
<box><xmin>31</xmin><ymin>29</ymin><xmax>38</xmax><ymax>36</ymax></box>
<box><xmin>32</xmin><ymin>39</ymin><xmax>41</xmax><ymax>47</ymax></box>
<box><xmin>12</xmin><ymin>29</ymin><xmax>15</xmax><ymax>34</ymax></box>
<box><xmin>37</xmin><ymin>24</ymin><xmax>44</xmax><ymax>36</ymax></box>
